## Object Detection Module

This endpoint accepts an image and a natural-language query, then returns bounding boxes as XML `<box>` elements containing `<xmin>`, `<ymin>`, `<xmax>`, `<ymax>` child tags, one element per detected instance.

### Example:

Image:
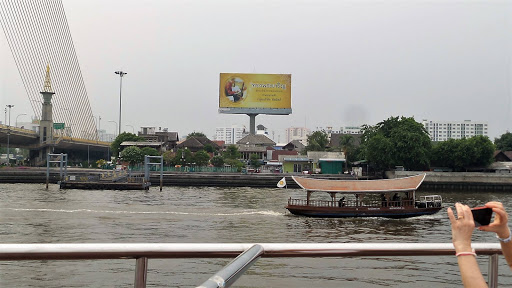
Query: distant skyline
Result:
<box><xmin>1</xmin><ymin>0</ymin><xmax>511</xmax><ymax>142</ymax></box>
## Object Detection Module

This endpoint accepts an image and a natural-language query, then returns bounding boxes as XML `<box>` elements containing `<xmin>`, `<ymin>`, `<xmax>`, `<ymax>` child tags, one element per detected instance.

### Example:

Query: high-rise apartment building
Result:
<box><xmin>286</xmin><ymin>127</ymin><xmax>310</xmax><ymax>144</ymax></box>
<box><xmin>215</xmin><ymin>126</ymin><xmax>247</xmax><ymax>144</ymax></box>
<box><xmin>421</xmin><ymin>119</ymin><xmax>488</xmax><ymax>141</ymax></box>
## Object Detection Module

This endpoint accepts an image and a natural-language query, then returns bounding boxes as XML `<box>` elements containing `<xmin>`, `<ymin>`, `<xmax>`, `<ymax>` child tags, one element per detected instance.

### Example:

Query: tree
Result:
<box><xmin>111</xmin><ymin>132</ymin><xmax>145</xmax><ymax>161</ymax></box>
<box><xmin>303</xmin><ymin>130</ymin><xmax>329</xmax><ymax>153</ymax></box>
<box><xmin>223</xmin><ymin>145</ymin><xmax>241</xmax><ymax>159</ymax></box>
<box><xmin>224</xmin><ymin>158</ymin><xmax>244</xmax><ymax>172</ymax></box>
<box><xmin>495</xmin><ymin>132</ymin><xmax>512</xmax><ymax>151</ymax></box>
<box><xmin>194</xmin><ymin>150</ymin><xmax>211</xmax><ymax>166</ymax></box>
<box><xmin>249</xmin><ymin>153</ymin><xmax>262</xmax><ymax>169</ymax></box>
<box><xmin>431</xmin><ymin>139</ymin><xmax>459</xmax><ymax>169</ymax></box>
<box><xmin>140</xmin><ymin>147</ymin><xmax>160</xmax><ymax>164</ymax></box>
<box><xmin>162</xmin><ymin>150</ymin><xmax>175</xmax><ymax>165</ymax></box>
<box><xmin>173</xmin><ymin>148</ymin><xmax>194</xmax><ymax>165</ymax></box>
<box><xmin>390</xmin><ymin>117</ymin><xmax>431</xmax><ymax>170</ymax></box>
<box><xmin>141</xmin><ymin>147</ymin><xmax>160</xmax><ymax>157</ymax></box>
<box><xmin>467</xmin><ymin>135</ymin><xmax>495</xmax><ymax>167</ymax></box>
<box><xmin>338</xmin><ymin>134</ymin><xmax>354</xmax><ymax>170</ymax></box>
<box><xmin>204</xmin><ymin>144</ymin><xmax>215</xmax><ymax>153</ymax></box>
<box><xmin>210</xmin><ymin>155</ymin><xmax>224</xmax><ymax>167</ymax></box>
<box><xmin>186</xmin><ymin>132</ymin><xmax>206</xmax><ymax>139</ymax></box>
<box><xmin>365</xmin><ymin>133</ymin><xmax>393</xmax><ymax>171</ymax></box>
<box><xmin>360</xmin><ymin>116</ymin><xmax>431</xmax><ymax>171</ymax></box>
<box><xmin>120</xmin><ymin>146</ymin><xmax>144</xmax><ymax>166</ymax></box>
<box><xmin>432</xmin><ymin>136</ymin><xmax>495</xmax><ymax>171</ymax></box>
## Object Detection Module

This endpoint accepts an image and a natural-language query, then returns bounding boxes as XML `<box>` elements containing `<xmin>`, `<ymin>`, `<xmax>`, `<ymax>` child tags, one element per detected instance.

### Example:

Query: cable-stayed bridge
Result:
<box><xmin>1</xmin><ymin>0</ymin><xmax>96</xmax><ymax>140</ymax></box>
<box><xmin>0</xmin><ymin>0</ymin><xmax>109</xmax><ymax>164</ymax></box>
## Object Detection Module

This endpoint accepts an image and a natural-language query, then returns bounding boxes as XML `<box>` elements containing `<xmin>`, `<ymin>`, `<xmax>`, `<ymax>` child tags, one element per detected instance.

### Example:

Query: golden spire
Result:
<box><xmin>43</xmin><ymin>64</ymin><xmax>52</xmax><ymax>92</ymax></box>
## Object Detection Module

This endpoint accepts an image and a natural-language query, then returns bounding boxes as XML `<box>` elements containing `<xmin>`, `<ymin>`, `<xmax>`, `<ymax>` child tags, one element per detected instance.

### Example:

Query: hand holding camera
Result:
<box><xmin>478</xmin><ymin>202</ymin><xmax>510</xmax><ymax>240</ymax></box>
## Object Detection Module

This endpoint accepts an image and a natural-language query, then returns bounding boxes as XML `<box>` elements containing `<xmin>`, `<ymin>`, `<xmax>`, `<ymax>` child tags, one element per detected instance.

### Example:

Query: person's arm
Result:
<box><xmin>448</xmin><ymin>203</ymin><xmax>488</xmax><ymax>288</ymax></box>
<box><xmin>498</xmin><ymin>235</ymin><xmax>512</xmax><ymax>270</ymax></box>
<box><xmin>480</xmin><ymin>202</ymin><xmax>512</xmax><ymax>270</ymax></box>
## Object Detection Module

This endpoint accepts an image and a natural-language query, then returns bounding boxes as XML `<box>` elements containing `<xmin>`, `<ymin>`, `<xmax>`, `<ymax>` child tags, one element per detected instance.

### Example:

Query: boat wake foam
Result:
<box><xmin>2</xmin><ymin>207</ymin><xmax>284</xmax><ymax>217</ymax></box>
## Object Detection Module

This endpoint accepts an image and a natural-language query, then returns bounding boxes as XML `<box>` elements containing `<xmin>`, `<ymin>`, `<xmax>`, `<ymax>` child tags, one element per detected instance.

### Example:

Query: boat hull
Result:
<box><xmin>285</xmin><ymin>205</ymin><xmax>442</xmax><ymax>219</ymax></box>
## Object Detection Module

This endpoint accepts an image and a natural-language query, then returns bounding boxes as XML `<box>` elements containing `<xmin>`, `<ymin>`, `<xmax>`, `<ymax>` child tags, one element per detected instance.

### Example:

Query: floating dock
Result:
<box><xmin>59</xmin><ymin>170</ymin><xmax>150</xmax><ymax>190</ymax></box>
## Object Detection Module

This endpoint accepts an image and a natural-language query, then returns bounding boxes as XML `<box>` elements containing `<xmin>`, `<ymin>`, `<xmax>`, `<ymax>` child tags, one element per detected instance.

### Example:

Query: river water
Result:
<box><xmin>0</xmin><ymin>183</ymin><xmax>511</xmax><ymax>287</ymax></box>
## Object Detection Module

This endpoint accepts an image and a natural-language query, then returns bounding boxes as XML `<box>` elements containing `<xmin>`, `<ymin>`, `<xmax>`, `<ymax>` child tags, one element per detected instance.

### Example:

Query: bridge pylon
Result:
<box><xmin>38</xmin><ymin>64</ymin><xmax>55</xmax><ymax>164</ymax></box>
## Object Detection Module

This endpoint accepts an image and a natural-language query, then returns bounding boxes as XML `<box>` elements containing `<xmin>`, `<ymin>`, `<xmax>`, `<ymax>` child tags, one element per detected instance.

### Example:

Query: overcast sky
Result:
<box><xmin>1</xmin><ymin>0</ymin><xmax>511</xmax><ymax>142</ymax></box>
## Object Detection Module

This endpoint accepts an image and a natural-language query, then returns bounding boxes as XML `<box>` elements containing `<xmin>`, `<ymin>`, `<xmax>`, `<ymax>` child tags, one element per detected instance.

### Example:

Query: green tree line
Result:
<box><xmin>110</xmin><ymin>123</ymin><xmax>512</xmax><ymax>172</ymax></box>
<box><xmin>305</xmin><ymin>116</ymin><xmax>507</xmax><ymax>172</ymax></box>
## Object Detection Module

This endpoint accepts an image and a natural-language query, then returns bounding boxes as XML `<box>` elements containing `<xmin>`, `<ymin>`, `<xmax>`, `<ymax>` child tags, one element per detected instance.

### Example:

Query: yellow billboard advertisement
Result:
<box><xmin>219</xmin><ymin>73</ymin><xmax>291</xmax><ymax>115</ymax></box>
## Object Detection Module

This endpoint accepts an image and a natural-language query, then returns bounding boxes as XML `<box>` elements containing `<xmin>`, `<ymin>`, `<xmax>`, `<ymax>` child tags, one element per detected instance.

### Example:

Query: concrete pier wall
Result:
<box><xmin>1</xmin><ymin>168</ymin><xmax>512</xmax><ymax>191</ymax></box>
<box><xmin>389</xmin><ymin>171</ymin><xmax>512</xmax><ymax>191</ymax></box>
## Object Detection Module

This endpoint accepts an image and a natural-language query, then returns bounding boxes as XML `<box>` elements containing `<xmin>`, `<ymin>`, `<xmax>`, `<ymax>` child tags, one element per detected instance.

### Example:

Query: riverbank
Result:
<box><xmin>0</xmin><ymin>167</ymin><xmax>307</xmax><ymax>188</ymax></box>
<box><xmin>1</xmin><ymin>167</ymin><xmax>512</xmax><ymax>191</ymax></box>
<box><xmin>392</xmin><ymin>171</ymin><xmax>512</xmax><ymax>191</ymax></box>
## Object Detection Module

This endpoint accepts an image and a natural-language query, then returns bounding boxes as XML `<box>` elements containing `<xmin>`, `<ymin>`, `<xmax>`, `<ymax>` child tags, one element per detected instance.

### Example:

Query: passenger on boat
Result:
<box><xmin>448</xmin><ymin>202</ymin><xmax>512</xmax><ymax>288</ymax></box>
<box><xmin>392</xmin><ymin>193</ymin><xmax>400</xmax><ymax>206</ymax></box>
<box><xmin>338</xmin><ymin>197</ymin><xmax>345</xmax><ymax>207</ymax></box>
<box><xmin>381</xmin><ymin>194</ymin><xmax>387</xmax><ymax>207</ymax></box>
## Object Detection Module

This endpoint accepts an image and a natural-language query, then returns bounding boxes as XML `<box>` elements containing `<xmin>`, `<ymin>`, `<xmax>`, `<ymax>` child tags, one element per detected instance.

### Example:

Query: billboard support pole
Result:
<box><xmin>248</xmin><ymin>114</ymin><xmax>258</xmax><ymax>135</ymax></box>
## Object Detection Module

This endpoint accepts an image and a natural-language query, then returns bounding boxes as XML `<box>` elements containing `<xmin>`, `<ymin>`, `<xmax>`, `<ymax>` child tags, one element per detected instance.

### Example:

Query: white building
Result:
<box><xmin>421</xmin><ymin>119</ymin><xmax>488</xmax><ymax>141</ymax></box>
<box><xmin>340</xmin><ymin>126</ymin><xmax>362</xmax><ymax>134</ymax></box>
<box><xmin>314</xmin><ymin>126</ymin><xmax>340</xmax><ymax>134</ymax></box>
<box><xmin>313</xmin><ymin>126</ymin><xmax>362</xmax><ymax>135</ymax></box>
<box><xmin>98</xmin><ymin>129</ymin><xmax>115</xmax><ymax>142</ymax></box>
<box><xmin>215</xmin><ymin>125</ymin><xmax>247</xmax><ymax>144</ymax></box>
<box><xmin>286</xmin><ymin>127</ymin><xmax>310</xmax><ymax>144</ymax></box>
<box><xmin>256</xmin><ymin>124</ymin><xmax>269</xmax><ymax>136</ymax></box>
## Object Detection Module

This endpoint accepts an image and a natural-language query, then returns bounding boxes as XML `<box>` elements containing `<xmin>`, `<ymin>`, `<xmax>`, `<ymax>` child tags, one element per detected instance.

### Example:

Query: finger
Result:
<box><xmin>493</xmin><ymin>207</ymin><xmax>508</xmax><ymax>218</ymax></box>
<box><xmin>448</xmin><ymin>207</ymin><xmax>456</xmax><ymax>224</ymax></box>
<box><xmin>455</xmin><ymin>203</ymin><xmax>463</xmax><ymax>219</ymax></box>
<box><xmin>479</xmin><ymin>225</ymin><xmax>492</xmax><ymax>231</ymax></box>
<box><xmin>485</xmin><ymin>202</ymin><xmax>504</xmax><ymax>210</ymax></box>
<box><xmin>462</xmin><ymin>204</ymin><xmax>474</xmax><ymax>220</ymax></box>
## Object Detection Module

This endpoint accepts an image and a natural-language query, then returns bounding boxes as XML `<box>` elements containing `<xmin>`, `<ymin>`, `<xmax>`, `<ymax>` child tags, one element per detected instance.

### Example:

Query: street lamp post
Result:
<box><xmin>16</xmin><ymin>113</ymin><xmax>27</xmax><ymax>127</ymax></box>
<box><xmin>114</xmin><ymin>70</ymin><xmax>127</xmax><ymax>136</ymax></box>
<box><xmin>91</xmin><ymin>115</ymin><xmax>100</xmax><ymax>141</ymax></box>
<box><xmin>82</xmin><ymin>130</ymin><xmax>90</xmax><ymax>167</ymax></box>
<box><xmin>6</xmin><ymin>105</ymin><xmax>14</xmax><ymax>165</ymax></box>
<box><xmin>97</xmin><ymin>115</ymin><xmax>101</xmax><ymax>141</ymax></box>
<box><xmin>126</xmin><ymin>125</ymin><xmax>134</xmax><ymax>134</ymax></box>
<box><xmin>108</xmin><ymin>120</ymin><xmax>117</xmax><ymax>139</ymax></box>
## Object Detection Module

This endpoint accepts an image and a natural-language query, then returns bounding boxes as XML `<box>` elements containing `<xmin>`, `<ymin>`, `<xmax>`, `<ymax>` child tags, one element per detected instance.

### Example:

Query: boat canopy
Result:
<box><xmin>291</xmin><ymin>174</ymin><xmax>426</xmax><ymax>193</ymax></box>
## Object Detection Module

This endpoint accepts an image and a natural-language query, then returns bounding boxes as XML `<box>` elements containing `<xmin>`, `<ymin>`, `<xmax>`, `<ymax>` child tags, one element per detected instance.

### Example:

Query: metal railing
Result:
<box><xmin>0</xmin><ymin>243</ymin><xmax>503</xmax><ymax>288</ymax></box>
<box><xmin>287</xmin><ymin>198</ymin><xmax>416</xmax><ymax>208</ymax></box>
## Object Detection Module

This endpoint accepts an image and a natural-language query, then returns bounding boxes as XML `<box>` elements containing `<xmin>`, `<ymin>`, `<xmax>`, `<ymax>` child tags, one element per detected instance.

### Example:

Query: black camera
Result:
<box><xmin>471</xmin><ymin>207</ymin><xmax>493</xmax><ymax>227</ymax></box>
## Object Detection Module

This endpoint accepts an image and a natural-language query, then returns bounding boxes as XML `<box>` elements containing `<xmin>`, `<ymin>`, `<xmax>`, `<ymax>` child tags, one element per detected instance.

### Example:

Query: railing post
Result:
<box><xmin>197</xmin><ymin>244</ymin><xmax>264</xmax><ymax>288</ymax></box>
<box><xmin>160</xmin><ymin>156</ymin><xmax>163</xmax><ymax>191</ymax></box>
<box><xmin>488</xmin><ymin>254</ymin><xmax>498</xmax><ymax>288</ymax></box>
<box><xmin>46</xmin><ymin>153</ymin><xmax>50</xmax><ymax>190</ymax></box>
<box><xmin>134</xmin><ymin>257</ymin><xmax>148</xmax><ymax>288</ymax></box>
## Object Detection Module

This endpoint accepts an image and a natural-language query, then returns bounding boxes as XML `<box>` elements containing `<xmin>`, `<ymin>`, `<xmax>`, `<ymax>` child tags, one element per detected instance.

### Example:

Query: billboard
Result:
<box><xmin>219</xmin><ymin>73</ymin><xmax>291</xmax><ymax>115</ymax></box>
